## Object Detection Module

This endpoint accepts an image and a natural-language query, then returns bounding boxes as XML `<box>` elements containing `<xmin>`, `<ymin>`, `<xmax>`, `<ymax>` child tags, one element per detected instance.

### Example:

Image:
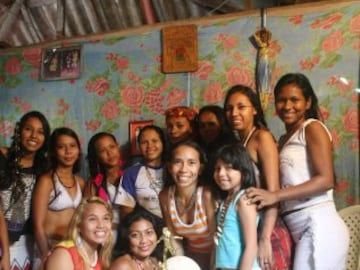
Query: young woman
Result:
<box><xmin>196</xmin><ymin>105</ymin><xmax>235</xmax><ymax>194</ymax></box>
<box><xmin>224</xmin><ymin>85</ymin><xmax>292</xmax><ymax>269</ymax></box>
<box><xmin>159</xmin><ymin>140</ymin><xmax>215</xmax><ymax>269</ymax></box>
<box><xmin>115</xmin><ymin>125</ymin><xmax>166</xmax><ymax>227</ymax></box>
<box><xmin>85</xmin><ymin>132</ymin><xmax>124</xmax><ymax>234</ymax></box>
<box><xmin>213</xmin><ymin>143</ymin><xmax>260</xmax><ymax>270</ymax></box>
<box><xmin>0</xmin><ymin>111</ymin><xmax>50</xmax><ymax>270</ymax></box>
<box><xmin>165</xmin><ymin>106</ymin><xmax>197</xmax><ymax>145</ymax></box>
<box><xmin>110</xmin><ymin>209</ymin><xmax>161</xmax><ymax>270</ymax></box>
<box><xmin>33</xmin><ymin>127</ymin><xmax>85</xmax><ymax>268</ymax></box>
<box><xmin>44</xmin><ymin>196</ymin><xmax>113</xmax><ymax>270</ymax></box>
<box><xmin>246</xmin><ymin>73</ymin><xmax>349</xmax><ymax>270</ymax></box>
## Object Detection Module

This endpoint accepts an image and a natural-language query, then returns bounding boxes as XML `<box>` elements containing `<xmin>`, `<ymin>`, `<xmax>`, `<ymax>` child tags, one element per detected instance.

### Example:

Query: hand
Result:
<box><xmin>245</xmin><ymin>187</ymin><xmax>278</xmax><ymax>209</ymax></box>
<box><xmin>258</xmin><ymin>237</ymin><xmax>274</xmax><ymax>270</ymax></box>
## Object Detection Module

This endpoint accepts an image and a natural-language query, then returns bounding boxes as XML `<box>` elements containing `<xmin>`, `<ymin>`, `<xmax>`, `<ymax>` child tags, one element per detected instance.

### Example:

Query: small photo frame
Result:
<box><xmin>40</xmin><ymin>45</ymin><xmax>82</xmax><ymax>81</ymax></box>
<box><xmin>162</xmin><ymin>24</ymin><xmax>198</xmax><ymax>73</ymax></box>
<box><xmin>129</xmin><ymin>120</ymin><xmax>154</xmax><ymax>156</ymax></box>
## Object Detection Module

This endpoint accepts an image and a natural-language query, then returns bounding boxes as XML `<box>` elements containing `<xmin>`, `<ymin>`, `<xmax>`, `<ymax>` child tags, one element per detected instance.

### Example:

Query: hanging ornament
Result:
<box><xmin>253</xmin><ymin>8</ymin><xmax>272</xmax><ymax>111</ymax></box>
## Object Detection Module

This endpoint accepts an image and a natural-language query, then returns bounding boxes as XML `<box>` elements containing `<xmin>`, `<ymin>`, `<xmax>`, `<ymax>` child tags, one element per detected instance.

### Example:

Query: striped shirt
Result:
<box><xmin>169</xmin><ymin>186</ymin><xmax>212</xmax><ymax>253</ymax></box>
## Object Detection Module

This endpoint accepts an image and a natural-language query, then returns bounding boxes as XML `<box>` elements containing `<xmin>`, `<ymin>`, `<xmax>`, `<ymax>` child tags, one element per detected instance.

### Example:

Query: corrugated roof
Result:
<box><xmin>0</xmin><ymin>0</ymin><xmax>328</xmax><ymax>49</ymax></box>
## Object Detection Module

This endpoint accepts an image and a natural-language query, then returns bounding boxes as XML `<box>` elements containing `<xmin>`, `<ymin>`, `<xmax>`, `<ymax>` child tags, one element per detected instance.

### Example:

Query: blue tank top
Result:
<box><xmin>215</xmin><ymin>190</ymin><xmax>261</xmax><ymax>269</ymax></box>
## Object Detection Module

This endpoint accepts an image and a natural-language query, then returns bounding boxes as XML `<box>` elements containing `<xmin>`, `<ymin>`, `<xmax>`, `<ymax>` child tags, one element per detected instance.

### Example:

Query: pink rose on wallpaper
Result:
<box><xmin>289</xmin><ymin>15</ymin><xmax>303</xmax><ymax>25</ymax></box>
<box><xmin>159</xmin><ymin>78</ymin><xmax>174</xmax><ymax>93</ymax></box>
<box><xmin>194</xmin><ymin>61</ymin><xmax>213</xmax><ymax>80</ymax></box>
<box><xmin>319</xmin><ymin>106</ymin><xmax>329</xmax><ymax>120</ymax></box>
<box><xmin>310</xmin><ymin>13</ymin><xmax>343</xmax><ymax>30</ymax></box>
<box><xmin>335</xmin><ymin>179</ymin><xmax>349</xmax><ymax>193</ymax></box>
<box><xmin>0</xmin><ymin>76</ymin><xmax>4</xmax><ymax>84</ymax></box>
<box><xmin>321</xmin><ymin>30</ymin><xmax>344</xmax><ymax>53</ymax></box>
<box><xmin>101</xmin><ymin>100</ymin><xmax>120</xmax><ymax>119</ymax></box>
<box><xmin>0</xmin><ymin>120</ymin><xmax>14</xmax><ymax>139</ymax></box>
<box><xmin>223</xmin><ymin>36</ymin><xmax>238</xmax><ymax>51</ymax></box>
<box><xmin>346</xmin><ymin>195</ymin><xmax>355</xmax><ymax>205</ymax></box>
<box><xmin>349</xmin><ymin>14</ymin><xmax>360</xmax><ymax>34</ymax></box>
<box><xmin>330</xmin><ymin>129</ymin><xmax>340</xmax><ymax>148</ymax></box>
<box><xmin>23</xmin><ymin>48</ymin><xmax>42</xmax><ymax>69</ymax></box>
<box><xmin>85</xmin><ymin>120</ymin><xmax>101</xmax><ymax>131</ymax></box>
<box><xmin>121</xmin><ymin>85</ymin><xmax>144</xmax><ymax>107</ymax></box>
<box><xmin>343</xmin><ymin>108</ymin><xmax>358</xmax><ymax>137</ymax></box>
<box><xmin>268</xmin><ymin>40</ymin><xmax>282</xmax><ymax>59</ymax></box>
<box><xmin>167</xmin><ymin>89</ymin><xmax>186</xmax><ymax>108</ymax></box>
<box><xmin>145</xmin><ymin>89</ymin><xmax>165</xmax><ymax>114</ymax></box>
<box><xmin>57</xmin><ymin>99</ymin><xmax>70</xmax><ymax>115</ymax></box>
<box><xmin>116</xmin><ymin>57</ymin><xmax>129</xmax><ymax>70</ymax></box>
<box><xmin>5</xmin><ymin>57</ymin><xmax>22</xmax><ymax>75</ymax></box>
<box><xmin>226</xmin><ymin>66</ymin><xmax>254</xmax><ymax>88</ymax></box>
<box><xmin>203</xmin><ymin>82</ymin><xmax>223</xmax><ymax>104</ymax></box>
<box><xmin>86</xmin><ymin>77</ymin><xmax>110</xmax><ymax>96</ymax></box>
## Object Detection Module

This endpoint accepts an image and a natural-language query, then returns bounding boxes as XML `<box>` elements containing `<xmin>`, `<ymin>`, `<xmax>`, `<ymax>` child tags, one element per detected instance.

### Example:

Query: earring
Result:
<box><xmin>76</xmin><ymin>236</ymin><xmax>83</xmax><ymax>247</ymax></box>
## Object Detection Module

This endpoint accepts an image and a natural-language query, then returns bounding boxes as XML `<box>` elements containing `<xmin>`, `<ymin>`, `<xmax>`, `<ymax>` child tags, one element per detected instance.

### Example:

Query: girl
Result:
<box><xmin>159</xmin><ymin>140</ymin><xmax>215</xmax><ymax>269</ymax></box>
<box><xmin>33</xmin><ymin>127</ymin><xmax>85</xmax><ymax>268</ymax></box>
<box><xmin>44</xmin><ymin>196</ymin><xmax>113</xmax><ymax>270</ymax></box>
<box><xmin>224</xmin><ymin>85</ymin><xmax>292</xmax><ymax>269</ymax></box>
<box><xmin>115</xmin><ymin>125</ymin><xmax>166</xmax><ymax>227</ymax></box>
<box><xmin>246</xmin><ymin>73</ymin><xmax>349</xmax><ymax>270</ymax></box>
<box><xmin>0</xmin><ymin>111</ymin><xmax>50</xmax><ymax>270</ymax></box>
<box><xmin>110</xmin><ymin>209</ymin><xmax>161</xmax><ymax>270</ymax></box>
<box><xmin>165</xmin><ymin>106</ymin><xmax>197</xmax><ymax>145</ymax></box>
<box><xmin>85</xmin><ymin>132</ymin><xmax>124</xmax><ymax>233</ymax></box>
<box><xmin>213</xmin><ymin>143</ymin><xmax>260</xmax><ymax>270</ymax></box>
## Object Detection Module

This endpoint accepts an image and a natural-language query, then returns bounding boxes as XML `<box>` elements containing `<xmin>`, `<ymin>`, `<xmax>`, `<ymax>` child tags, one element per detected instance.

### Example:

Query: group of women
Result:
<box><xmin>0</xmin><ymin>72</ymin><xmax>349</xmax><ymax>270</ymax></box>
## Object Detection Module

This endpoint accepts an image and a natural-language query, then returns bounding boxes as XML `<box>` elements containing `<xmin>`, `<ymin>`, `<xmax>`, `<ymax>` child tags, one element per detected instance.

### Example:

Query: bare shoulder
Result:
<box><xmin>109</xmin><ymin>254</ymin><xmax>133</xmax><ymax>270</ymax></box>
<box><xmin>76</xmin><ymin>175</ymin><xmax>86</xmax><ymax>189</ymax></box>
<box><xmin>36</xmin><ymin>172</ymin><xmax>53</xmax><ymax>189</ymax></box>
<box><xmin>202</xmin><ymin>186</ymin><xmax>213</xmax><ymax>200</ymax></box>
<box><xmin>254</xmin><ymin>128</ymin><xmax>276</xmax><ymax>144</ymax></box>
<box><xmin>237</xmin><ymin>193</ymin><xmax>257</xmax><ymax>211</ymax></box>
<box><xmin>159</xmin><ymin>187</ymin><xmax>169</xmax><ymax>202</ymax></box>
<box><xmin>45</xmin><ymin>247</ymin><xmax>73</xmax><ymax>270</ymax></box>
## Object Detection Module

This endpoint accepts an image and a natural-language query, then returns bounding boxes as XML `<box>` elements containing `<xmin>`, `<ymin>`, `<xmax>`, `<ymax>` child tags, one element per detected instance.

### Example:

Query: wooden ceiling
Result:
<box><xmin>0</xmin><ymin>0</ymin><xmax>333</xmax><ymax>49</ymax></box>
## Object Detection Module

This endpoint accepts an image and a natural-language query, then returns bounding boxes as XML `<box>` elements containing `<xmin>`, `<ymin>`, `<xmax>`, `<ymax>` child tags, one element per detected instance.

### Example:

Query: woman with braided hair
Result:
<box><xmin>0</xmin><ymin>111</ymin><xmax>50</xmax><ymax>270</ymax></box>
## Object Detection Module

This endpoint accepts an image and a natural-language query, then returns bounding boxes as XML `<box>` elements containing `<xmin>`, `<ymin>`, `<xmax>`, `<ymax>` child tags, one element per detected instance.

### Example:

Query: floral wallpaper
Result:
<box><xmin>0</xmin><ymin>2</ymin><xmax>359</xmax><ymax>209</ymax></box>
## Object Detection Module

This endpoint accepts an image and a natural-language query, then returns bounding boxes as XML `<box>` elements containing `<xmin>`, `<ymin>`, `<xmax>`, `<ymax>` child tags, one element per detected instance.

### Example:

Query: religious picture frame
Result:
<box><xmin>40</xmin><ymin>45</ymin><xmax>82</xmax><ymax>81</ymax></box>
<box><xmin>162</xmin><ymin>24</ymin><xmax>198</xmax><ymax>73</ymax></box>
<box><xmin>129</xmin><ymin>120</ymin><xmax>154</xmax><ymax>156</ymax></box>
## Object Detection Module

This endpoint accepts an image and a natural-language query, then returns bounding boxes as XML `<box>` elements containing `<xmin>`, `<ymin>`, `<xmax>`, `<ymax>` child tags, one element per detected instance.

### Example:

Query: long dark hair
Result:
<box><xmin>274</xmin><ymin>73</ymin><xmax>322</xmax><ymax>120</ymax></box>
<box><xmin>214</xmin><ymin>143</ymin><xmax>256</xmax><ymax>190</ymax></box>
<box><xmin>48</xmin><ymin>127</ymin><xmax>82</xmax><ymax>173</ymax></box>
<box><xmin>0</xmin><ymin>111</ymin><xmax>50</xmax><ymax>204</ymax></box>
<box><xmin>87</xmin><ymin>132</ymin><xmax>121</xmax><ymax>196</ymax></box>
<box><xmin>224</xmin><ymin>84</ymin><xmax>268</xmax><ymax>129</ymax></box>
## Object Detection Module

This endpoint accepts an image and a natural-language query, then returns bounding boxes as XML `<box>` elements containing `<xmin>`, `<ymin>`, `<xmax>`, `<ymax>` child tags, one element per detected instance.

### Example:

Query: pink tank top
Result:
<box><xmin>169</xmin><ymin>186</ymin><xmax>212</xmax><ymax>253</ymax></box>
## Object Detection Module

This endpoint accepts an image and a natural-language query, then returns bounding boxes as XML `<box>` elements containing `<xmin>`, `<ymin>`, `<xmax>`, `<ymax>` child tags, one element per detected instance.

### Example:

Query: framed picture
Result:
<box><xmin>129</xmin><ymin>120</ymin><xmax>154</xmax><ymax>156</ymax></box>
<box><xmin>40</xmin><ymin>45</ymin><xmax>82</xmax><ymax>81</ymax></box>
<box><xmin>162</xmin><ymin>24</ymin><xmax>198</xmax><ymax>73</ymax></box>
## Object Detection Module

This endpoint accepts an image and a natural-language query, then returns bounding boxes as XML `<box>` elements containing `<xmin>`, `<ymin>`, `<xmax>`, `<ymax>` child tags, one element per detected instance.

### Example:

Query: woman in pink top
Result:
<box><xmin>159</xmin><ymin>140</ymin><xmax>215</xmax><ymax>269</ymax></box>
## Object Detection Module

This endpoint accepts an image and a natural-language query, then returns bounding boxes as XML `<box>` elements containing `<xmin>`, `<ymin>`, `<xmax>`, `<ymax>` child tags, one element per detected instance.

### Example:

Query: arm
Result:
<box><xmin>83</xmin><ymin>180</ymin><xmax>96</xmax><ymax>197</ymax></box>
<box><xmin>246</xmin><ymin>121</ymin><xmax>334</xmax><ymax>207</ymax></box>
<box><xmin>44</xmin><ymin>248</ymin><xmax>74</xmax><ymax>270</ymax></box>
<box><xmin>0</xmin><ymin>208</ymin><xmax>10</xmax><ymax>270</ymax></box>
<box><xmin>255</xmin><ymin>130</ymin><xmax>279</xmax><ymax>268</ymax></box>
<box><xmin>238</xmin><ymin>195</ymin><xmax>258</xmax><ymax>270</ymax></box>
<box><xmin>159</xmin><ymin>188</ymin><xmax>184</xmax><ymax>255</ymax></box>
<box><xmin>203</xmin><ymin>187</ymin><xmax>216</xmax><ymax>269</ymax></box>
<box><xmin>32</xmin><ymin>173</ymin><xmax>53</xmax><ymax>258</ymax></box>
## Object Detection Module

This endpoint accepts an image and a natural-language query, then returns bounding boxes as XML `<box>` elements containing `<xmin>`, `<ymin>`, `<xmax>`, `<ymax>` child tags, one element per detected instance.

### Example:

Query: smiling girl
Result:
<box><xmin>33</xmin><ymin>127</ymin><xmax>85</xmax><ymax>268</ymax></box>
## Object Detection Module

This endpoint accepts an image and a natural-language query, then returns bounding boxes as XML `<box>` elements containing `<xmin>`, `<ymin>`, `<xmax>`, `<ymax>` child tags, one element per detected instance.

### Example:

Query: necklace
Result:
<box><xmin>175</xmin><ymin>187</ymin><xmax>197</xmax><ymax>216</ymax></box>
<box><xmin>81</xmin><ymin>248</ymin><xmax>98</xmax><ymax>268</ymax></box>
<box><xmin>145</xmin><ymin>166</ymin><xmax>163</xmax><ymax>193</ymax></box>
<box><xmin>242</xmin><ymin>126</ymin><xmax>256</xmax><ymax>146</ymax></box>
<box><xmin>132</xmin><ymin>256</ymin><xmax>157</xmax><ymax>270</ymax></box>
<box><xmin>214</xmin><ymin>194</ymin><xmax>234</xmax><ymax>246</ymax></box>
<box><xmin>55</xmin><ymin>171</ymin><xmax>76</xmax><ymax>188</ymax></box>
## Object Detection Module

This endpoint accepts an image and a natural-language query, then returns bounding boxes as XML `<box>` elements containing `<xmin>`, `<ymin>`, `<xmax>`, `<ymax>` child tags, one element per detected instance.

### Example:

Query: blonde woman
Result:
<box><xmin>44</xmin><ymin>197</ymin><xmax>113</xmax><ymax>270</ymax></box>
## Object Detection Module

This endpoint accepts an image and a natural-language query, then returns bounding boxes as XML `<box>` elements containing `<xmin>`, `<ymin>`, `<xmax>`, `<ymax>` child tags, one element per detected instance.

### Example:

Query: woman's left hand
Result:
<box><xmin>245</xmin><ymin>187</ymin><xmax>278</xmax><ymax>209</ymax></box>
<box><xmin>258</xmin><ymin>237</ymin><xmax>274</xmax><ymax>270</ymax></box>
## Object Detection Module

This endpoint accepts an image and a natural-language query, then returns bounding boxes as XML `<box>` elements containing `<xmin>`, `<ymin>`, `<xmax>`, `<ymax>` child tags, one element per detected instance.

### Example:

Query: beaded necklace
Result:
<box><xmin>175</xmin><ymin>187</ymin><xmax>197</xmax><ymax>216</ymax></box>
<box><xmin>132</xmin><ymin>256</ymin><xmax>157</xmax><ymax>270</ymax></box>
<box><xmin>214</xmin><ymin>193</ymin><xmax>235</xmax><ymax>246</ymax></box>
